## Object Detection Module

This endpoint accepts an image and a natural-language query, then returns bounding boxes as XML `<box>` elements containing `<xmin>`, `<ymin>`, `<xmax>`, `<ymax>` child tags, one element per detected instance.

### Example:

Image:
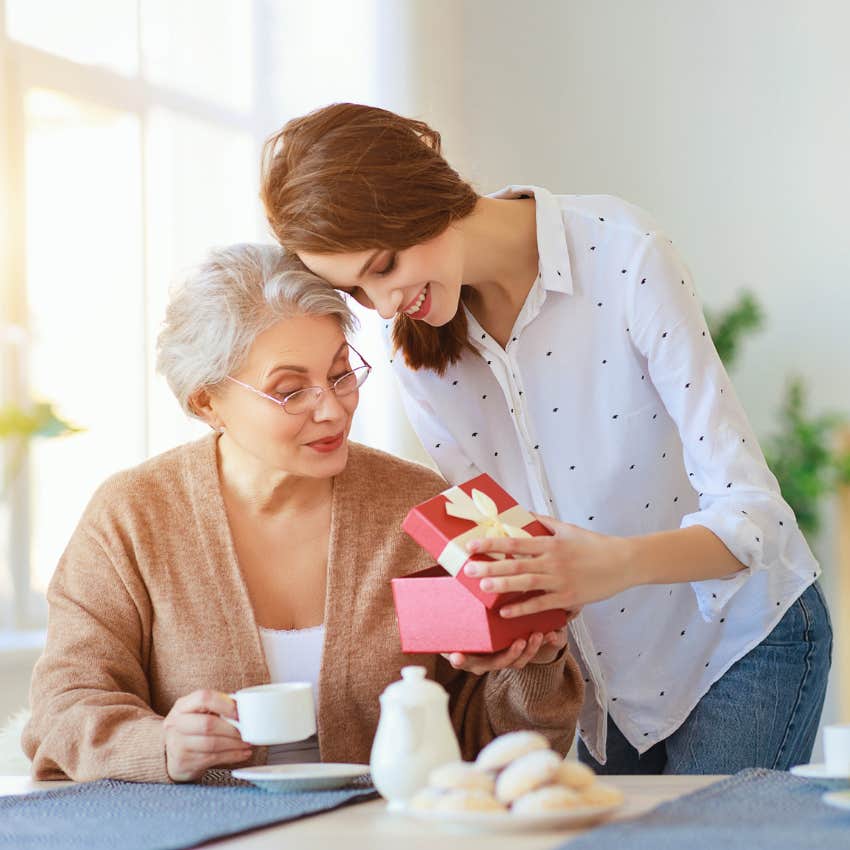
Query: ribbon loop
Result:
<box><xmin>437</xmin><ymin>485</ymin><xmax>535</xmax><ymax>576</ymax></box>
<box><xmin>445</xmin><ymin>487</ymin><xmax>531</xmax><ymax>540</ymax></box>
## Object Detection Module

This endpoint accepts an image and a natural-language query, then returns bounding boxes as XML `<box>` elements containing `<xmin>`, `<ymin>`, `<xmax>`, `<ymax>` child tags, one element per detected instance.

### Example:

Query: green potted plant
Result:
<box><xmin>1</xmin><ymin>323</ymin><xmax>82</xmax><ymax>497</ymax></box>
<box><xmin>706</xmin><ymin>292</ymin><xmax>850</xmax><ymax>539</ymax></box>
<box><xmin>0</xmin><ymin>400</ymin><xmax>81</xmax><ymax>496</ymax></box>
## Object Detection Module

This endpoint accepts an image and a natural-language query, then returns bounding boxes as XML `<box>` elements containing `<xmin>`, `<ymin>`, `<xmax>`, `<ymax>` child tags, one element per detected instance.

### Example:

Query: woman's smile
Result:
<box><xmin>401</xmin><ymin>282</ymin><xmax>432</xmax><ymax>319</ymax></box>
<box><xmin>306</xmin><ymin>430</ymin><xmax>345</xmax><ymax>453</ymax></box>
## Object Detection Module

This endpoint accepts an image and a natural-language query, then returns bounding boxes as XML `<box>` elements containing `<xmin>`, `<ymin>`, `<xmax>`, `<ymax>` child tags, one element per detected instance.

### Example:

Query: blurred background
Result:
<box><xmin>1</xmin><ymin>0</ymin><xmax>848</xmax><ymax>755</ymax></box>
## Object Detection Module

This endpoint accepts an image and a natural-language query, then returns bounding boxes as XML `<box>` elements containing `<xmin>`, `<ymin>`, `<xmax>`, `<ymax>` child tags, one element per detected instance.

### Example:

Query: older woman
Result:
<box><xmin>22</xmin><ymin>244</ymin><xmax>583</xmax><ymax>783</ymax></box>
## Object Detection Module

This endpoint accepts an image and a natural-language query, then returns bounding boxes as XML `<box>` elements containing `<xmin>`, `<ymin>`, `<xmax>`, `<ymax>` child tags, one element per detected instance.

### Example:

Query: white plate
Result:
<box><xmin>790</xmin><ymin>763</ymin><xmax>850</xmax><ymax>782</ymax></box>
<box><xmin>231</xmin><ymin>763</ymin><xmax>370</xmax><ymax>792</ymax></box>
<box><xmin>822</xmin><ymin>790</ymin><xmax>850</xmax><ymax>811</ymax></box>
<box><xmin>400</xmin><ymin>801</ymin><xmax>621</xmax><ymax>833</ymax></box>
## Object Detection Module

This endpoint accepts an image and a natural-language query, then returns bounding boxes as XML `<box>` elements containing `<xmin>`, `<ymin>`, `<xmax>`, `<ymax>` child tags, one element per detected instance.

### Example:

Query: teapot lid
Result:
<box><xmin>380</xmin><ymin>665</ymin><xmax>448</xmax><ymax>705</ymax></box>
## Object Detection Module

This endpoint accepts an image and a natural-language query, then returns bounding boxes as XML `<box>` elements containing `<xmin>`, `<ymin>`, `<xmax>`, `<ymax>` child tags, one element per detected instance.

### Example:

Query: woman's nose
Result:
<box><xmin>372</xmin><ymin>289</ymin><xmax>404</xmax><ymax>320</ymax></box>
<box><xmin>312</xmin><ymin>387</ymin><xmax>349</xmax><ymax>421</ymax></box>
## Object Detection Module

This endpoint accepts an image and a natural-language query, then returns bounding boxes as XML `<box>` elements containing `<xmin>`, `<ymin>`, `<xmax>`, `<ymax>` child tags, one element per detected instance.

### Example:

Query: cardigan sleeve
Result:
<box><xmin>626</xmin><ymin>233</ymin><xmax>819</xmax><ymax>621</ymax></box>
<box><xmin>21</xmin><ymin>518</ymin><xmax>171</xmax><ymax>783</ymax></box>
<box><xmin>437</xmin><ymin>650</ymin><xmax>584</xmax><ymax>760</ymax></box>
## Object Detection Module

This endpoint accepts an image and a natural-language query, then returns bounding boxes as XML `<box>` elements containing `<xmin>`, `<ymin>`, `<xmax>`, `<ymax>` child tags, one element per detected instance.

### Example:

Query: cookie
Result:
<box><xmin>512</xmin><ymin>784</ymin><xmax>582</xmax><ymax>814</ymax></box>
<box><xmin>428</xmin><ymin>761</ymin><xmax>495</xmax><ymax>793</ymax></box>
<box><xmin>494</xmin><ymin>748</ymin><xmax>562</xmax><ymax>804</ymax></box>
<box><xmin>408</xmin><ymin>786</ymin><xmax>446</xmax><ymax>811</ymax></box>
<box><xmin>434</xmin><ymin>788</ymin><xmax>506</xmax><ymax>813</ymax></box>
<box><xmin>557</xmin><ymin>759</ymin><xmax>597</xmax><ymax>791</ymax></box>
<box><xmin>475</xmin><ymin>730</ymin><xmax>550</xmax><ymax>772</ymax></box>
<box><xmin>580</xmin><ymin>781</ymin><xmax>624</xmax><ymax>807</ymax></box>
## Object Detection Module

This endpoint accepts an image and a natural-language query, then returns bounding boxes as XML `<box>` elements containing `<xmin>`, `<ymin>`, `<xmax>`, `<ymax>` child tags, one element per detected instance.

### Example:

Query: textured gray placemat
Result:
<box><xmin>0</xmin><ymin>770</ymin><xmax>378</xmax><ymax>850</ymax></box>
<box><xmin>561</xmin><ymin>768</ymin><xmax>849</xmax><ymax>850</ymax></box>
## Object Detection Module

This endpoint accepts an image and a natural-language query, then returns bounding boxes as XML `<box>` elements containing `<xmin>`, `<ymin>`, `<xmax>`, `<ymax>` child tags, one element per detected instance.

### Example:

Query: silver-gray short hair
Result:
<box><xmin>156</xmin><ymin>243</ymin><xmax>357</xmax><ymax>418</ymax></box>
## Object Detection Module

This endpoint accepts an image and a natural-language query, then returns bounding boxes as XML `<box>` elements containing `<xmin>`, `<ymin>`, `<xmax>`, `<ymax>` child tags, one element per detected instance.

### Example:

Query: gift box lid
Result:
<box><xmin>401</xmin><ymin>473</ymin><xmax>552</xmax><ymax>609</ymax></box>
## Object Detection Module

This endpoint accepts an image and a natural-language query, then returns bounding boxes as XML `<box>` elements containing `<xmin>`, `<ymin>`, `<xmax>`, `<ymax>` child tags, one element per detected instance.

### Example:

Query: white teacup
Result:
<box><xmin>823</xmin><ymin>723</ymin><xmax>850</xmax><ymax>775</ymax></box>
<box><xmin>224</xmin><ymin>682</ymin><xmax>316</xmax><ymax>746</ymax></box>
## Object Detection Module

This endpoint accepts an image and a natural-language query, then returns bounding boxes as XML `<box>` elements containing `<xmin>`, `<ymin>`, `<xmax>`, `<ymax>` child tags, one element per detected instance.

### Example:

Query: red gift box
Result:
<box><xmin>392</xmin><ymin>474</ymin><xmax>568</xmax><ymax>653</ymax></box>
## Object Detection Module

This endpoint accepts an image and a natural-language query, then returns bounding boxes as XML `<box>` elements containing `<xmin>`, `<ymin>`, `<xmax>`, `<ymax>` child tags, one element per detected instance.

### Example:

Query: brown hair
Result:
<box><xmin>260</xmin><ymin>102</ymin><xmax>479</xmax><ymax>374</ymax></box>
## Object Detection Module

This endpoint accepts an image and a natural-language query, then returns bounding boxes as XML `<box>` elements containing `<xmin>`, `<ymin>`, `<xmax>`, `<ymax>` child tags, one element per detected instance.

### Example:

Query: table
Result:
<box><xmin>0</xmin><ymin>774</ymin><xmax>724</xmax><ymax>849</ymax></box>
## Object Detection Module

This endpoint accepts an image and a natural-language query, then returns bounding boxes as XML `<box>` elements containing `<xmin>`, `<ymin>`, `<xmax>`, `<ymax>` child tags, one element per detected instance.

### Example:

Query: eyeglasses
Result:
<box><xmin>225</xmin><ymin>344</ymin><xmax>371</xmax><ymax>415</ymax></box>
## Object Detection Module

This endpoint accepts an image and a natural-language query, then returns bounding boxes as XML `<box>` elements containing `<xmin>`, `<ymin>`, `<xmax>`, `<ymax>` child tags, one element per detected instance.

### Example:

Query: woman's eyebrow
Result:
<box><xmin>264</xmin><ymin>343</ymin><xmax>349</xmax><ymax>380</ymax></box>
<box><xmin>265</xmin><ymin>364</ymin><xmax>308</xmax><ymax>379</ymax></box>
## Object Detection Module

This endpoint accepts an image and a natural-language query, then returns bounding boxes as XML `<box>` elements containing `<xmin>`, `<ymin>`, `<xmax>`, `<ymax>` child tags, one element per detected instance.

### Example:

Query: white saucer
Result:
<box><xmin>400</xmin><ymin>801</ymin><xmax>621</xmax><ymax>833</ymax></box>
<box><xmin>231</xmin><ymin>763</ymin><xmax>370</xmax><ymax>793</ymax></box>
<box><xmin>822</xmin><ymin>790</ymin><xmax>850</xmax><ymax>812</ymax></box>
<box><xmin>790</xmin><ymin>763</ymin><xmax>850</xmax><ymax>782</ymax></box>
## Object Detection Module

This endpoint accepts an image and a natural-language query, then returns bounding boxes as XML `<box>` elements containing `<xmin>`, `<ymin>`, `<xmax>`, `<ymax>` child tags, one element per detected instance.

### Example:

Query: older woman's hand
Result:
<box><xmin>441</xmin><ymin>623</ymin><xmax>575</xmax><ymax>675</ymax></box>
<box><xmin>163</xmin><ymin>690</ymin><xmax>253</xmax><ymax>782</ymax></box>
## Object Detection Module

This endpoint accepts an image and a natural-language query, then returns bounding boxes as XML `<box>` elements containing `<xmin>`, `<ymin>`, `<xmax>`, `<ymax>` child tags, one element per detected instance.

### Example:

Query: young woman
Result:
<box><xmin>22</xmin><ymin>244</ymin><xmax>581</xmax><ymax>782</ymax></box>
<box><xmin>259</xmin><ymin>103</ymin><xmax>832</xmax><ymax>774</ymax></box>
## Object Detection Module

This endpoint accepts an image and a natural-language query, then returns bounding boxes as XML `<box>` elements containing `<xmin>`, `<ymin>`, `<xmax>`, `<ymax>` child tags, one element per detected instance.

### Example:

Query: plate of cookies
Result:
<box><xmin>404</xmin><ymin>731</ymin><xmax>624</xmax><ymax>832</ymax></box>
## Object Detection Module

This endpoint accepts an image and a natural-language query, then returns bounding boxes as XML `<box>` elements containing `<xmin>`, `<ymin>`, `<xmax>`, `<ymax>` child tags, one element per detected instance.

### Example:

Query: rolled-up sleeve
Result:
<box><xmin>626</xmin><ymin>234</ymin><xmax>819</xmax><ymax>621</ymax></box>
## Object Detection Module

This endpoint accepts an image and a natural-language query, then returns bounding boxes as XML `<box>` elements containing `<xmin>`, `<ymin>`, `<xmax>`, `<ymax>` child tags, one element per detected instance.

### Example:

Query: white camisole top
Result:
<box><xmin>258</xmin><ymin>623</ymin><xmax>324</xmax><ymax>764</ymax></box>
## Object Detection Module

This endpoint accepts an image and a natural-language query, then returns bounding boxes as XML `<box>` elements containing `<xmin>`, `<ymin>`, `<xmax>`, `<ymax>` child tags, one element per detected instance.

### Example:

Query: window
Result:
<box><xmin>0</xmin><ymin>0</ymin><xmax>263</xmax><ymax>632</ymax></box>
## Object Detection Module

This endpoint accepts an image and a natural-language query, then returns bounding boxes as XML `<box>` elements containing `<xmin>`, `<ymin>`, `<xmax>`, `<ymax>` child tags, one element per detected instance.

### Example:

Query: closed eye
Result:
<box><xmin>273</xmin><ymin>387</ymin><xmax>302</xmax><ymax>399</ymax></box>
<box><xmin>374</xmin><ymin>253</ymin><xmax>397</xmax><ymax>276</ymax></box>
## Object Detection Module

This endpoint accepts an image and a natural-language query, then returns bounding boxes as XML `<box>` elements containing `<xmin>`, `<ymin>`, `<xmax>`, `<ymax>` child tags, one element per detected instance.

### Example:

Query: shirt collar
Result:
<box><xmin>487</xmin><ymin>184</ymin><xmax>573</xmax><ymax>295</ymax></box>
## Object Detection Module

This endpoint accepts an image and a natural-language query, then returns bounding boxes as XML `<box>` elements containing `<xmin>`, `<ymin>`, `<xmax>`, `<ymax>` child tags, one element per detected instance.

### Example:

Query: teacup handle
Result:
<box><xmin>221</xmin><ymin>692</ymin><xmax>241</xmax><ymax>735</ymax></box>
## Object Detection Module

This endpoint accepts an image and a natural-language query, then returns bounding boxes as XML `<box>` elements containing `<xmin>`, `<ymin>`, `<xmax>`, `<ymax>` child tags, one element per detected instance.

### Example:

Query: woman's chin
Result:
<box><xmin>422</xmin><ymin>307</ymin><xmax>456</xmax><ymax>328</ymax></box>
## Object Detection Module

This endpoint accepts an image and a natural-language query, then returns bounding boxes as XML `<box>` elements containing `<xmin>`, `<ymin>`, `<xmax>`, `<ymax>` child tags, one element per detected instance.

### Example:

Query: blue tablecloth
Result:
<box><xmin>562</xmin><ymin>768</ymin><xmax>849</xmax><ymax>850</ymax></box>
<box><xmin>0</xmin><ymin>771</ymin><xmax>377</xmax><ymax>850</ymax></box>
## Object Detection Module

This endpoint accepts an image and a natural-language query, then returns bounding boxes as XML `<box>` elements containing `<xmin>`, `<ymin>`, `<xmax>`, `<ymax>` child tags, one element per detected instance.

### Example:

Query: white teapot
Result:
<box><xmin>370</xmin><ymin>665</ymin><xmax>461</xmax><ymax>810</ymax></box>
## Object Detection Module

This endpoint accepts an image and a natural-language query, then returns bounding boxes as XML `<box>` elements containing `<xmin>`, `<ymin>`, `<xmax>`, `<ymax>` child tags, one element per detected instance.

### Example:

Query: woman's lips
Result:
<box><xmin>306</xmin><ymin>432</ymin><xmax>345</xmax><ymax>453</ymax></box>
<box><xmin>401</xmin><ymin>283</ymin><xmax>431</xmax><ymax>320</ymax></box>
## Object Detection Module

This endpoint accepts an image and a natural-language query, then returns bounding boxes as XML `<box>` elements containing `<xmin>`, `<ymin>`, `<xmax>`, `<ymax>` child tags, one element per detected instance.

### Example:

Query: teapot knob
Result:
<box><xmin>401</xmin><ymin>665</ymin><xmax>426</xmax><ymax>681</ymax></box>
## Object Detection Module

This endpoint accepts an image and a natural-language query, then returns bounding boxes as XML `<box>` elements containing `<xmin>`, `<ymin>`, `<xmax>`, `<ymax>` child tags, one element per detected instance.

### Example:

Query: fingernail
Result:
<box><xmin>465</xmin><ymin>563</ymin><xmax>480</xmax><ymax>577</ymax></box>
<box><xmin>501</xmin><ymin>608</ymin><xmax>514</xmax><ymax>618</ymax></box>
<box><xmin>480</xmin><ymin>579</ymin><xmax>494</xmax><ymax>591</ymax></box>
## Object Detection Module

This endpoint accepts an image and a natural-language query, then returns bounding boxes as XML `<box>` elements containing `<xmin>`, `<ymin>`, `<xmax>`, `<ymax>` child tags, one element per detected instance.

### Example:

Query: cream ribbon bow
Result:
<box><xmin>437</xmin><ymin>486</ymin><xmax>534</xmax><ymax>576</ymax></box>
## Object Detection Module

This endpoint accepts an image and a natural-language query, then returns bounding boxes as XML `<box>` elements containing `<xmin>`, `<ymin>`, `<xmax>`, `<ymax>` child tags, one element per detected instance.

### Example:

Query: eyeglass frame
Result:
<box><xmin>223</xmin><ymin>343</ymin><xmax>371</xmax><ymax>415</ymax></box>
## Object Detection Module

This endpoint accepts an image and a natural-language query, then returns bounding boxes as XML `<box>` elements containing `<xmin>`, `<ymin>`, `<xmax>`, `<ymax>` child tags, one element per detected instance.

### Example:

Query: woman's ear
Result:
<box><xmin>190</xmin><ymin>387</ymin><xmax>224</xmax><ymax>432</ymax></box>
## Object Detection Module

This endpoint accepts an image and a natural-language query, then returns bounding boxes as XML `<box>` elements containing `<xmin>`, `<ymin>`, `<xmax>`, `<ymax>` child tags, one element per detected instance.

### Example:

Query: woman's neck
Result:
<box><xmin>458</xmin><ymin>196</ymin><xmax>540</xmax><ymax>344</ymax></box>
<box><xmin>216</xmin><ymin>432</ymin><xmax>332</xmax><ymax>518</ymax></box>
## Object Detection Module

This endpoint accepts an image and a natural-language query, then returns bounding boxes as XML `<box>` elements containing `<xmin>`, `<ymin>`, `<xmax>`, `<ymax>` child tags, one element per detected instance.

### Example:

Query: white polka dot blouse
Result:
<box><xmin>381</xmin><ymin>185</ymin><xmax>820</xmax><ymax>764</ymax></box>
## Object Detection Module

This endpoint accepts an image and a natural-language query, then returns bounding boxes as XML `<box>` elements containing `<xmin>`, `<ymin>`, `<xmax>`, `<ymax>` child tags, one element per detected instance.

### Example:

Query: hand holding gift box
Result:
<box><xmin>392</xmin><ymin>474</ymin><xmax>568</xmax><ymax>654</ymax></box>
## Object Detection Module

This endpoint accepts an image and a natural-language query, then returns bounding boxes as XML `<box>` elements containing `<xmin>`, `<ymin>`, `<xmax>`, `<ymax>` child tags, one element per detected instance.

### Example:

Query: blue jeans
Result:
<box><xmin>578</xmin><ymin>582</ymin><xmax>833</xmax><ymax>774</ymax></box>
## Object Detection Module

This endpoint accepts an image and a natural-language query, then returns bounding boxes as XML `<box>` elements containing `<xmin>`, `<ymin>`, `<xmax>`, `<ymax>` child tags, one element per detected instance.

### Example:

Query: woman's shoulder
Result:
<box><xmin>344</xmin><ymin>442</ymin><xmax>446</xmax><ymax>505</ymax></box>
<box><xmin>554</xmin><ymin>193</ymin><xmax>664</xmax><ymax>236</ymax></box>
<box><xmin>84</xmin><ymin>434</ymin><xmax>215</xmax><ymax>524</ymax></box>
